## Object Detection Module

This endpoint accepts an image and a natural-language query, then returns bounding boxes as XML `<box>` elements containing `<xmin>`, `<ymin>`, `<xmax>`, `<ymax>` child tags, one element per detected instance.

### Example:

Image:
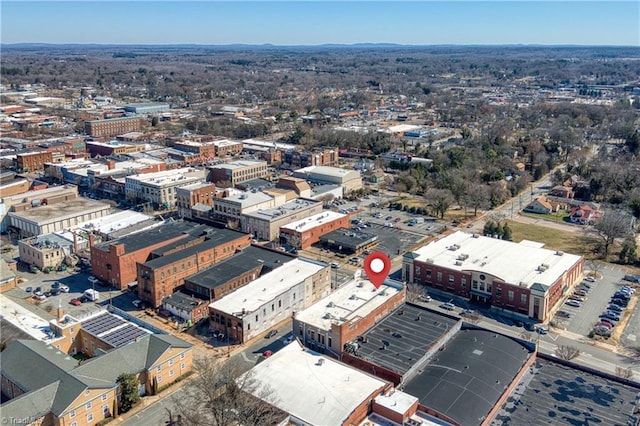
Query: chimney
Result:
<box><xmin>73</xmin><ymin>232</ymin><xmax>78</xmax><ymax>252</ymax></box>
<box><xmin>88</xmin><ymin>232</ymin><xmax>95</xmax><ymax>247</ymax></box>
<box><xmin>57</xmin><ymin>300</ymin><xmax>64</xmax><ymax>321</ymax></box>
<box><xmin>106</xmin><ymin>159</ymin><xmax>116</xmax><ymax>170</ymax></box>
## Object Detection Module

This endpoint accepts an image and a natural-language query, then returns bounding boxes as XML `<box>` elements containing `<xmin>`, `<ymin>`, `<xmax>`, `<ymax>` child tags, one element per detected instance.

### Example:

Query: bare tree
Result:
<box><xmin>554</xmin><ymin>345</ymin><xmax>581</xmax><ymax>361</ymax></box>
<box><xmin>406</xmin><ymin>282</ymin><xmax>430</xmax><ymax>303</ymax></box>
<box><xmin>464</xmin><ymin>183</ymin><xmax>491</xmax><ymax>216</ymax></box>
<box><xmin>173</xmin><ymin>358</ymin><xmax>285</xmax><ymax>426</ymax></box>
<box><xmin>426</xmin><ymin>188</ymin><xmax>454</xmax><ymax>219</ymax></box>
<box><xmin>593</xmin><ymin>209</ymin><xmax>633</xmax><ymax>257</ymax></box>
<box><xmin>615</xmin><ymin>365</ymin><xmax>634</xmax><ymax>380</ymax></box>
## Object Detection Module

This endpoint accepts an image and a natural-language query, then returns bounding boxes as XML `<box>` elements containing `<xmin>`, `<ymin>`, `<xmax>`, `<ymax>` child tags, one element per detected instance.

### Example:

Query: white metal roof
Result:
<box><xmin>242</xmin><ymin>340</ymin><xmax>387</xmax><ymax>426</ymax></box>
<box><xmin>209</xmin><ymin>258</ymin><xmax>325</xmax><ymax>315</ymax></box>
<box><xmin>296</xmin><ymin>278</ymin><xmax>402</xmax><ymax>330</ymax></box>
<box><xmin>413</xmin><ymin>231</ymin><xmax>582</xmax><ymax>288</ymax></box>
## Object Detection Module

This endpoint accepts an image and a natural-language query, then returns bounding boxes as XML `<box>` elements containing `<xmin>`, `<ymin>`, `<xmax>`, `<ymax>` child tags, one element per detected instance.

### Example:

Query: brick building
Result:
<box><xmin>84</xmin><ymin>117</ymin><xmax>142</xmax><ymax>137</ymax></box>
<box><xmin>402</xmin><ymin>231</ymin><xmax>584</xmax><ymax>322</ymax></box>
<box><xmin>279</xmin><ymin>211</ymin><xmax>349</xmax><ymax>249</ymax></box>
<box><xmin>212</xmin><ymin>139</ymin><xmax>243</xmax><ymax>157</ymax></box>
<box><xmin>207</xmin><ymin>160</ymin><xmax>268</xmax><ymax>186</ymax></box>
<box><xmin>137</xmin><ymin>229</ymin><xmax>251</xmax><ymax>307</ymax></box>
<box><xmin>90</xmin><ymin>221</ymin><xmax>209</xmax><ymax>290</ymax></box>
<box><xmin>184</xmin><ymin>245</ymin><xmax>295</xmax><ymax>301</ymax></box>
<box><xmin>176</xmin><ymin>182</ymin><xmax>218</xmax><ymax>219</ymax></box>
<box><xmin>293</xmin><ymin>278</ymin><xmax>405</xmax><ymax>357</ymax></box>
<box><xmin>208</xmin><ymin>257</ymin><xmax>331</xmax><ymax>343</ymax></box>
<box><xmin>16</xmin><ymin>151</ymin><xmax>53</xmax><ymax>172</ymax></box>
<box><xmin>283</xmin><ymin>147</ymin><xmax>338</xmax><ymax>168</ymax></box>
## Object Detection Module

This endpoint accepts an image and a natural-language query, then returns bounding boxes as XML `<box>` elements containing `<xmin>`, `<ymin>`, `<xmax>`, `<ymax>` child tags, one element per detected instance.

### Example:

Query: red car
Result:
<box><xmin>69</xmin><ymin>298</ymin><xmax>82</xmax><ymax>306</ymax></box>
<box><xmin>394</xmin><ymin>217</ymin><xmax>402</xmax><ymax>222</ymax></box>
<box><xmin>261</xmin><ymin>350</ymin><xmax>273</xmax><ymax>359</ymax></box>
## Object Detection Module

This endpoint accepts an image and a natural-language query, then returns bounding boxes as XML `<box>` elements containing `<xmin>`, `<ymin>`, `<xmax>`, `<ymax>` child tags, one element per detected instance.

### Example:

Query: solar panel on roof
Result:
<box><xmin>100</xmin><ymin>324</ymin><xmax>149</xmax><ymax>347</ymax></box>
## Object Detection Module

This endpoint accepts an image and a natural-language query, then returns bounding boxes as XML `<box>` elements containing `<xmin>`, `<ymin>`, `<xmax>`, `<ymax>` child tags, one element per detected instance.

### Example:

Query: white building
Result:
<box><xmin>212</xmin><ymin>191</ymin><xmax>276</xmax><ymax>225</ymax></box>
<box><xmin>124</xmin><ymin>167</ymin><xmax>206</xmax><ymax>208</ymax></box>
<box><xmin>293</xmin><ymin>165</ymin><xmax>363</xmax><ymax>195</ymax></box>
<box><xmin>208</xmin><ymin>258</ymin><xmax>331</xmax><ymax>343</ymax></box>
<box><xmin>240</xmin><ymin>340</ymin><xmax>389</xmax><ymax>426</ymax></box>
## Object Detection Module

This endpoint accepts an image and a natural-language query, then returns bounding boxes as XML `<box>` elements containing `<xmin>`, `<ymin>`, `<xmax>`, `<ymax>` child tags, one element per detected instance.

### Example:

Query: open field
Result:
<box><xmin>521</xmin><ymin>210</ymin><xmax>571</xmax><ymax>223</ymax></box>
<box><xmin>506</xmin><ymin>220</ymin><xmax>596</xmax><ymax>256</ymax></box>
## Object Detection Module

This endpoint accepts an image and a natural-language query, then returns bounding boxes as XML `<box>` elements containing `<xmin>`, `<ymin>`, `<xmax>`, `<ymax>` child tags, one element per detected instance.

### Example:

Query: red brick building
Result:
<box><xmin>137</xmin><ymin>229</ymin><xmax>251</xmax><ymax>307</ymax></box>
<box><xmin>402</xmin><ymin>231</ymin><xmax>584</xmax><ymax>322</ymax></box>
<box><xmin>279</xmin><ymin>211</ymin><xmax>349</xmax><ymax>249</ymax></box>
<box><xmin>90</xmin><ymin>222</ymin><xmax>207</xmax><ymax>289</ymax></box>
<box><xmin>16</xmin><ymin>151</ymin><xmax>53</xmax><ymax>172</ymax></box>
<box><xmin>84</xmin><ymin>117</ymin><xmax>142</xmax><ymax>137</ymax></box>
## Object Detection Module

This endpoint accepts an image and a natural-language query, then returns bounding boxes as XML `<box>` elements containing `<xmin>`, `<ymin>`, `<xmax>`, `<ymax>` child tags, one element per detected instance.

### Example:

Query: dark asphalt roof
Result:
<box><xmin>185</xmin><ymin>245</ymin><xmax>295</xmax><ymax>290</ymax></box>
<box><xmin>490</xmin><ymin>357</ymin><xmax>640</xmax><ymax>426</ymax></box>
<box><xmin>162</xmin><ymin>291</ymin><xmax>207</xmax><ymax>311</ymax></box>
<box><xmin>319</xmin><ymin>228</ymin><xmax>378</xmax><ymax>250</ymax></box>
<box><xmin>403</xmin><ymin>328</ymin><xmax>533</xmax><ymax>426</ymax></box>
<box><xmin>93</xmin><ymin>221</ymin><xmax>199</xmax><ymax>254</ymax></box>
<box><xmin>354</xmin><ymin>303</ymin><xmax>459</xmax><ymax>375</ymax></box>
<box><xmin>143</xmin><ymin>228</ymin><xmax>249</xmax><ymax>269</ymax></box>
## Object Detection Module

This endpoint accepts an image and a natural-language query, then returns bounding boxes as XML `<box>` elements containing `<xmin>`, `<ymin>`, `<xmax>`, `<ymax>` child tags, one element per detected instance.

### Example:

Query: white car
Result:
<box><xmin>59</xmin><ymin>285</ymin><xmax>70</xmax><ymax>293</ymax></box>
<box><xmin>440</xmin><ymin>302</ymin><xmax>456</xmax><ymax>311</ymax></box>
<box><xmin>88</xmin><ymin>276</ymin><xmax>99</xmax><ymax>284</ymax></box>
<box><xmin>584</xmin><ymin>276</ymin><xmax>597</xmax><ymax>282</ymax></box>
<box><xmin>132</xmin><ymin>299</ymin><xmax>143</xmax><ymax>308</ymax></box>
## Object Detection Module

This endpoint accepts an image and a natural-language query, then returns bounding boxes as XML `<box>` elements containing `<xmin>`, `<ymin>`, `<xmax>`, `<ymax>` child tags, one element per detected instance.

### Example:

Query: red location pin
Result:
<box><xmin>363</xmin><ymin>251</ymin><xmax>391</xmax><ymax>289</ymax></box>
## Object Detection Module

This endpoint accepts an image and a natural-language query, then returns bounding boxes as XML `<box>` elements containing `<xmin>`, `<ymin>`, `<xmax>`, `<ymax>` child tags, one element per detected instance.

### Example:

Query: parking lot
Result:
<box><xmin>553</xmin><ymin>266</ymin><xmax>634</xmax><ymax>340</ymax></box>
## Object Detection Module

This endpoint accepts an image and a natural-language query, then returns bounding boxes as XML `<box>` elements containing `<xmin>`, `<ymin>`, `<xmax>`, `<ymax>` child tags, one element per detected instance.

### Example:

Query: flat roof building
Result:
<box><xmin>184</xmin><ymin>245</ymin><xmax>295</xmax><ymax>301</ymax></box>
<box><xmin>8</xmin><ymin>198</ymin><xmax>111</xmax><ymax>238</ymax></box>
<box><xmin>280</xmin><ymin>211</ymin><xmax>349</xmax><ymax>249</ymax></box>
<box><xmin>402</xmin><ymin>231</ymin><xmax>584</xmax><ymax>321</ymax></box>
<box><xmin>212</xmin><ymin>191</ymin><xmax>276</xmax><ymax>226</ymax></box>
<box><xmin>208</xmin><ymin>160</ymin><xmax>268</xmax><ymax>186</ymax></box>
<box><xmin>240</xmin><ymin>340</ymin><xmax>391</xmax><ymax>426</ymax></box>
<box><xmin>209</xmin><ymin>258</ymin><xmax>331</xmax><ymax>343</ymax></box>
<box><xmin>319</xmin><ymin>228</ymin><xmax>379</xmax><ymax>255</ymax></box>
<box><xmin>125</xmin><ymin>167</ymin><xmax>206</xmax><ymax>209</ymax></box>
<box><xmin>243</xmin><ymin>197</ymin><xmax>324</xmax><ymax>241</ymax></box>
<box><xmin>294</xmin><ymin>277</ymin><xmax>405</xmax><ymax>357</ymax></box>
<box><xmin>293</xmin><ymin>165</ymin><xmax>363</xmax><ymax>195</ymax></box>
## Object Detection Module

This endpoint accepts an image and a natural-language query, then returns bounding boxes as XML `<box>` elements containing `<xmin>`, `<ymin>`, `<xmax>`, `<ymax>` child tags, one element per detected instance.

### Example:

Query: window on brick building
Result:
<box><xmin>508</xmin><ymin>291</ymin><xmax>514</xmax><ymax>302</ymax></box>
<box><xmin>437</xmin><ymin>272</ymin><xmax>442</xmax><ymax>282</ymax></box>
<box><xmin>521</xmin><ymin>294</ymin><xmax>527</xmax><ymax>304</ymax></box>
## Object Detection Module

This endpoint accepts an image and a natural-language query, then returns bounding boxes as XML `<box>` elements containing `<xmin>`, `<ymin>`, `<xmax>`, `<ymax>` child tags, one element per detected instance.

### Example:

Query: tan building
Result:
<box><xmin>212</xmin><ymin>139</ymin><xmax>243</xmax><ymax>157</ymax></box>
<box><xmin>243</xmin><ymin>197</ymin><xmax>323</xmax><ymax>241</ymax></box>
<box><xmin>208</xmin><ymin>160</ymin><xmax>269</xmax><ymax>186</ymax></box>
<box><xmin>0</xmin><ymin>258</ymin><xmax>18</xmax><ymax>293</ymax></box>
<box><xmin>1</xmin><ymin>325</ymin><xmax>192</xmax><ymax>426</ymax></box>
<box><xmin>18</xmin><ymin>233</ymin><xmax>85</xmax><ymax>271</ymax></box>
<box><xmin>125</xmin><ymin>168</ymin><xmax>207</xmax><ymax>209</ymax></box>
<box><xmin>275</xmin><ymin>176</ymin><xmax>312</xmax><ymax>198</ymax></box>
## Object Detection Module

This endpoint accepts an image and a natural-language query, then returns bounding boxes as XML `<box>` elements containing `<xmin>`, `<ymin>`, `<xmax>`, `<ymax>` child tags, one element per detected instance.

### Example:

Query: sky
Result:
<box><xmin>1</xmin><ymin>1</ymin><xmax>639</xmax><ymax>46</ymax></box>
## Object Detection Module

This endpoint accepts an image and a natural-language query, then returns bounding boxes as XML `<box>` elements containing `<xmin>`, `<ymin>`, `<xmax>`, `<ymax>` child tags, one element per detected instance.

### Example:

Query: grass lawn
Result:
<box><xmin>521</xmin><ymin>210</ymin><xmax>571</xmax><ymax>223</ymax></box>
<box><xmin>506</xmin><ymin>220</ymin><xmax>597</xmax><ymax>256</ymax></box>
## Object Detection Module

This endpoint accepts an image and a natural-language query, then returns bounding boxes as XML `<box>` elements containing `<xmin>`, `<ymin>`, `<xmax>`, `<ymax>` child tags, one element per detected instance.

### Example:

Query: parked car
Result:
<box><xmin>262</xmin><ymin>350</ymin><xmax>273</xmax><ymax>359</ymax></box>
<box><xmin>613</xmin><ymin>292</ymin><xmax>630</xmax><ymax>300</ymax></box>
<box><xmin>132</xmin><ymin>299</ymin><xmax>143</xmax><ymax>308</ymax></box>
<box><xmin>565</xmin><ymin>300</ymin><xmax>582</xmax><ymax>307</ymax></box>
<box><xmin>574</xmin><ymin>290</ymin><xmax>588</xmax><ymax>297</ymax></box>
<box><xmin>418</xmin><ymin>295</ymin><xmax>432</xmax><ymax>303</ymax></box>
<box><xmin>598</xmin><ymin>319</ymin><xmax>616</xmax><ymax>329</ymax></box>
<box><xmin>25</xmin><ymin>286</ymin><xmax>32</xmax><ymax>293</ymax></box>
<box><xmin>568</xmin><ymin>295</ymin><xmax>585</xmax><ymax>302</ymax></box>
<box><xmin>88</xmin><ymin>276</ymin><xmax>99</xmax><ymax>284</ymax></box>
<box><xmin>623</xmin><ymin>275</ymin><xmax>640</xmax><ymax>283</ymax></box>
<box><xmin>69</xmin><ymin>298</ymin><xmax>82</xmax><ymax>306</ymax></box>
<box><xmin>440</xmin><ymin>302</ymin><xmax>456</xmax><ymax>311</ymax></box>
<box><xmin>584</xmin><ymin>276</ymin><xmax>597</xmax><ymax>282</ymax></box>
<box><xmin>34</xmin><ymin>287</ymin><xmax>43</xmax><ymax>296</ymax></box>
<box><xmin>33</xmin><ymin>294</ymin><xmax>46</xmax><ymax>301</ymax></box>
<box><xmin>599</xmin><ymin>312</ymin><xmax>620</xmax><ymax>322</ymax></box>
<box><xmin>608</xmin><ymin>304</ymin><xmax>624</xmax><ymax>312</ymax></box>
<box><xmin>59</xmin><ymin>285</ymin><xmax>69</xmax><ymax>293</ymax></box>
<box><xmin>283</xmin><ymin>336</ymin><xmax>293</xmax><ymax>345</ymax></box>
<box><xmin>611</xmin><ymin>298</ymin><xmax>629</xmax><ymax>307</ymax></box>
<box><xmin>266</xmin><ymin>330</ymin><xmax>278</xmax><ymax>338</ymax></box>
<box><xmin>556</xmin><ymin>310</ymin><xmax>572</xmax><ymax>318</ymax></box>
<box><xmin>581</xmin><ymin>282</ymin><xmax>592</xmax><ymax>289</ymax></box>
<box><xmin>593</xmin><ymin>326</ymin><xmax>612</xmax><ymax>337</ymax></box>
